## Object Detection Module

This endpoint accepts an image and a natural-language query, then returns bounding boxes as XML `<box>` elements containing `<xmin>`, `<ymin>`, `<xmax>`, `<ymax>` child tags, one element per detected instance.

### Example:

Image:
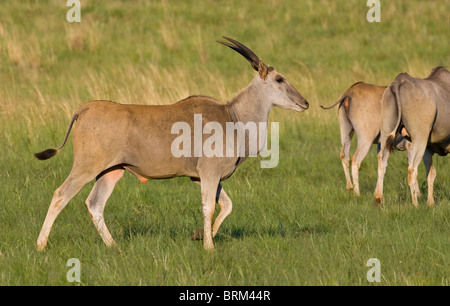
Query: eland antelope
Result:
<box><xmin>375</xmin><ymin>66</ymin><xmax>450</xmax><ymax>206</ymax></box>
<box><xmin>34</xmin><ymin>37</ymin><xmax>309</xmax><ymax>251</ymax></box>
<box><xmin>321</xmin><ymin>82</ymin><xmax>408</xmax><ymax>196</ymax></box>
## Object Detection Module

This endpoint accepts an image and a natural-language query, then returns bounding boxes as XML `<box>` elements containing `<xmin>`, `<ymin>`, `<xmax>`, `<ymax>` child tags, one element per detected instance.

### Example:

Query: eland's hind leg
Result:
<box><xmin>374</xmin><ymin>141</ymin><xmax>390</xmax><ymax>204</ymax></box>
<box><xmin>37</xmin><ymin>170</ymin><xmax>96</xmax><ymax>251</ymax></box>
<box><xmin>85</xmin><ymin>167</ymin><xmax>124</xmax><ymax>247</ymax></box>
<box><xmin>339</xmin><ymin>112</ymin><xmax>354</xmax><ymax>191</ymax></box>
<box><xmin>351</xmin><ymin>138</ymin><xmax>372</xmax><ymax>196</ymax></box>
<box><xmin>423</xmin><ymin>149</ymin><xmax>436</xmax><ymax>207</ymax></box>
<box><xmin>407</xmin><ymin>142</ymin><xmax>428</xmax><ymax>207</ymax></box>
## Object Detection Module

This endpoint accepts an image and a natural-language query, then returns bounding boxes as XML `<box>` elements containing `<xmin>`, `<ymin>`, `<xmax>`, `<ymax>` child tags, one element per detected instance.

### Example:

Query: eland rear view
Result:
<box><xmin>34</xmin><ymin>37</ymin><xmax>309</xmax><ymax>251</ymax></box>
<box><xmin>321</xmin><ymin>82</ymin><xmax>410</xmax><ymax>196</ymax></box>
<box><xmin>375</xmin><ymin>66</ymin><xmax>450</xmax><ymax>206</ymax></box>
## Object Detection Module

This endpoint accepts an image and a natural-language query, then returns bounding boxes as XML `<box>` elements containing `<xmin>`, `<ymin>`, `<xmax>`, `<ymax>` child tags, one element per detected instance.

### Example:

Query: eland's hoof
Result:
<box><xmin>191</xmin><ymin>229</ymin><xmax>204</xmax><ymax>241</ymax></box>
<box><xmin>373</xmin><ymin>197</ymin><xmax>384</xmax><ymax>206</ymax></box>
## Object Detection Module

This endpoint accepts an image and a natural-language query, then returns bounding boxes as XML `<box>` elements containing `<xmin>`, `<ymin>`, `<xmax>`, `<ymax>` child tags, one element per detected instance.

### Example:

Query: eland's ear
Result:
<box><xmin>258</xmin><ymin>61</ymin><xmax>268</xmax><ymax>80</ymax></box>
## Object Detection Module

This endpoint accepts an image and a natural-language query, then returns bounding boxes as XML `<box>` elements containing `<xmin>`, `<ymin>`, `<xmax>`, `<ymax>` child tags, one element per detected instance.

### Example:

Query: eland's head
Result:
<box><xmin>217</xmin><ymin>36</ymin><xmax>309</xmax><ymax>112</ymax></box>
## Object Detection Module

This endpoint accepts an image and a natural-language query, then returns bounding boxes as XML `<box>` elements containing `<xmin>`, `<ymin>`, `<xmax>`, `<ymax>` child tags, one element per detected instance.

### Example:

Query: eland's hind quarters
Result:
<box><xmin>321</xmin><ymin>82</ymin><xmax>409</xmax><ymax>196</ymax></box>
<box><xmin>375</xmin><ymin>66</ymin><xmax>450</xmax><ymax>207</ymax></box>
<box><xmin>34</xmin><ymin>37</ymin><xmax>309</xmax><ymax>251</ymax></box>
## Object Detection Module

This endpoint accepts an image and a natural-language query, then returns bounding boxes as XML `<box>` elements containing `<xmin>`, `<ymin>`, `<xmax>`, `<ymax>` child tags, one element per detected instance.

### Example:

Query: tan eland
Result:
<box><xmin>321</xmin><ymin>82</ymin><xmax>409</xmax><ymax>196</ymax></box>
<box><xmin>375</xmin><ymin>66</ymin><xmax>450</xmax><ymax>206</ymax></box>
<box><xmin>34</xmin><ymin>37</ymin><xmax>309</xmax><ymax>251</ymax></box>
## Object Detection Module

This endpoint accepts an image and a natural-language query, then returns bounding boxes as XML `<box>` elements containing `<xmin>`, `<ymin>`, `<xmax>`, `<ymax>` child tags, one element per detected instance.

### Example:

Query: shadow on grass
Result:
<box><xmin>119</xmin><ymin>222</ymin><xmax>332</xmax><ymax>244</ymax></box>
<box><xmin>213</xmin><ymin>223</ymin><xmax>332</xmax><ymax>243</ymax></box>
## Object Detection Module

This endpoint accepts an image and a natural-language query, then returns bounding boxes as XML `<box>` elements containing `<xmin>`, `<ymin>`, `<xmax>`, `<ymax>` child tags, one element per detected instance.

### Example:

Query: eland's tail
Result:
<box><xmin>384</xmin><ymin>80</ymin><xmax>403</xmax><ymax>152</ymax></box>
<box><xmin>34</xmin><ymin>113</ymin><xmax>79</xmax><ymax>160</ymax></box>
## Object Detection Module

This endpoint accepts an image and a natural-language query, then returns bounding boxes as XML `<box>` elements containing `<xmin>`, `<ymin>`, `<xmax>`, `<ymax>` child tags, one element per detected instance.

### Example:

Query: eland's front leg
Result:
<box><xmin>191</xmin><ymin>182</ymin><xmax>232</xmax><ymax>241</ymax></box>
<box><xmin>212</xmin><ymin>184</ymin><xmax>232</xmax><ymax>237</ymax></box>
<box><xmin>199</xmin><ymin>177</ymin><xmax>220</xmax><ymax>250</ymax></box>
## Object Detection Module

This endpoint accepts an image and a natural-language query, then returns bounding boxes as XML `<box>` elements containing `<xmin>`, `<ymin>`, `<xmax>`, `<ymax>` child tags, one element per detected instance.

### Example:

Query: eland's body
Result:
<box><xmin>34</xmin><ymin>37</ymin><xmax>309</xmax><ymax>251</ymax></box>
<box><xmin>375</xmin><ymin>66</ymin><xmax>450</xmax><ymax>206</ymax></box>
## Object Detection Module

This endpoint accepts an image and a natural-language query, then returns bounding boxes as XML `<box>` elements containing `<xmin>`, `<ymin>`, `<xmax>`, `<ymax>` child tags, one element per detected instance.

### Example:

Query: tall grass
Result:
<box><xmin>0</xmin><ymin>0</ymin><xmax>449</xmax><ymax>285</ymax></box>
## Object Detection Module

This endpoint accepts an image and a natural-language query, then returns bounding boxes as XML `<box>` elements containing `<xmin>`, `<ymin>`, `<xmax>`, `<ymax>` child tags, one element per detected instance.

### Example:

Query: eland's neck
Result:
<box><xmin>228</xmin><ymin>81</ymin><xmax>272</xmax><ymax>125</ymax></box>
<box><xmin>228</xmin><ymin>81</ymin><xmax>273</xmax><ymax>154</ymax></box>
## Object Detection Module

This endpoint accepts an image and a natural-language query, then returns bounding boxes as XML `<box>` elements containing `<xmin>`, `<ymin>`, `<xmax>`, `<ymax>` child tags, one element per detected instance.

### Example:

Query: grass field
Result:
<box><xmin>0</xmin><ymin>0</ymin><xmax>449</xmax><ymax>285</ymax></box>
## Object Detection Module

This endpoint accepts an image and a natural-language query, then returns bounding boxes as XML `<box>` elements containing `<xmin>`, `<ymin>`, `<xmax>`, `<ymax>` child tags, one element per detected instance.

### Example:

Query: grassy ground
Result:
<box><xmin>0</xmin><ymin>0</ymin><xmax>449</xmax><ymax>285</ymax></box>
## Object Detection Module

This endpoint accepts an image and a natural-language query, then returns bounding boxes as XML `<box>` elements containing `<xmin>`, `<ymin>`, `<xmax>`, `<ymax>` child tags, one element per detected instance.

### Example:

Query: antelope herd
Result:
<box><xmin>34</xmin><ymin>37</ymin><xmax>449</xmax><ymax>251</ymax></box>
<box><xmin>324</xmin><ymin>66</ymin><xmax>449</xmax><ymax>207</ymax></box>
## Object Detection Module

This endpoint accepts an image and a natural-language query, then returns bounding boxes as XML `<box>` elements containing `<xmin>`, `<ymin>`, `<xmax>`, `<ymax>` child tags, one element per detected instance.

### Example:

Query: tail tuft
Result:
<box><xmin>385</xmin><ymin>133</ymin><xmax>396</xmax><ymax>153</ymax></box>
<box><xmin>33</xmin><ymin>112</ymin><xmax>79</xmax><ymax>161</ymax></box>
<box><xmin>34</xmin><ymin>149</ymin><xmax>58</xmax><ymax>160</ymax></box>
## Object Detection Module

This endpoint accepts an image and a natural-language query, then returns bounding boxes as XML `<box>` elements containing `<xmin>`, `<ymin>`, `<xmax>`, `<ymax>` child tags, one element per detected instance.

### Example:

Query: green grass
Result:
<box><xmin>0</xmin><ymin>0</ymin><xmax>449</xmax><ymax>285</ymax></box>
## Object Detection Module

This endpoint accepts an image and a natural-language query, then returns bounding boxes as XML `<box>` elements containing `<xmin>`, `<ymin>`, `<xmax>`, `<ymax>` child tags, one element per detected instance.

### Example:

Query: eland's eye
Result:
<box><xmin>275</xmin><ymin>76</ymin><xmax>284</xmax><ymax>83</ymax></box>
